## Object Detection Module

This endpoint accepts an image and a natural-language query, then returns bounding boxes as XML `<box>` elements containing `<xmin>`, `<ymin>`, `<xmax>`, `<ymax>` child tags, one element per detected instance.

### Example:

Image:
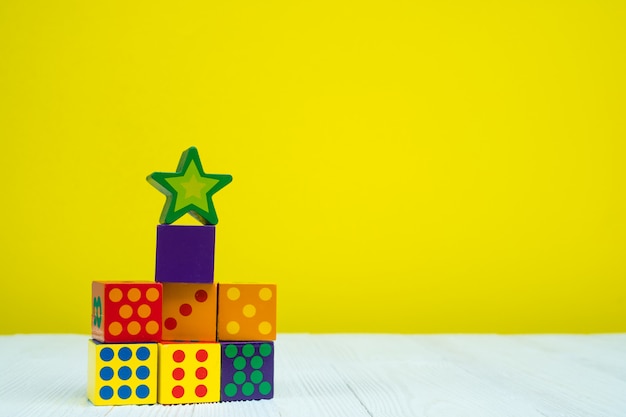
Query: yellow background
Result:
<box><xmin>1</xmin><ymin>1</ymin><xmax>625</xmax><ymax>334</ymax></box>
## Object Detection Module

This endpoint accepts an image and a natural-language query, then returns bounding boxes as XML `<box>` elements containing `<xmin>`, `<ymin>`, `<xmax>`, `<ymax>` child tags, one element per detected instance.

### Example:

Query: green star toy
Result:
<box><xmin>147</xmin><ymin>147</ymin><xmax>232</xmax><ymax>225</ymax></box>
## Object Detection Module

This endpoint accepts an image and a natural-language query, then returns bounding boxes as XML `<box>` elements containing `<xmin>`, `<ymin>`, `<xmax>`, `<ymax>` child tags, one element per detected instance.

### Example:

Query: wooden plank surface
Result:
<box><xmin>0</xmin><ymin>334</ymin><xmax>625</xmax><ymax>417</ymax></box>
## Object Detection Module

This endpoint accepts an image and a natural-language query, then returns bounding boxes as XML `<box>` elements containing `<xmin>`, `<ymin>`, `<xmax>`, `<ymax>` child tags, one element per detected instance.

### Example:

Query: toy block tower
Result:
<box><xmin>147</xmin><ymin>147</ymin><xmax>229</xmax><ymax>404</ymax></box>
<box><xmin>88</xmin><ymin>147</ymin><xmax>276</xmax><ymax>406</ymax></box>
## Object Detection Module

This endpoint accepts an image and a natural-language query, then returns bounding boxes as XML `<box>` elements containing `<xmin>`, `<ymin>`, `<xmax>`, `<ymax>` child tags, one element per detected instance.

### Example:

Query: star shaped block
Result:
<box><xmin>147</xmin><ymin>147</ymin><xmax>232</xmax><ymax>225</ymax></box>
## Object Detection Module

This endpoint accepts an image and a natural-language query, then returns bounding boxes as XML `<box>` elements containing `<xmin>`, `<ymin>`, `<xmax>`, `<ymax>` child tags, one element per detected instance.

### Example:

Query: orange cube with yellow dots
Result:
<box><xmin>92</xmin><ymin>281</ymin><xmax>163</xmax><ymax>343</ymax></box>
<box><xmin>162</xmin><ymin>283</ymin><xmax>218</xmax><ymax>342</ymax></box>
<box><xmin>217</xmin><ymin>283</ymin><xmax>276</xmax><ymax>341</ymax></box>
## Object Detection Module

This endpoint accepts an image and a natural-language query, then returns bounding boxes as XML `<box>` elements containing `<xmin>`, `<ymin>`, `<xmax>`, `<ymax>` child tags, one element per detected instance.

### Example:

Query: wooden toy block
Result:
<box><xmin>155</xmin><ymin>224</ymin><xmax>216</xmax><ymax>283</ymax></box>
<box><xmin>162</xmin><ymin>283</ymin><xmax>218</xmax><ymax>342</ymax></box>
<box><xmin>92</xmin><ymin>281</ymin><xmax>162</xmax><ymax>343</ymax></box>
<box><xmin>87</xmin><ymin>340</ymin><xmax>158</xmax><ymax>405</ymax></box>
<box><xmin>147</xmin><ymin>146</ymin><xmax>232</xmax><ymax>225</ymax></box>
<box><xmin>158</xmin><ymin>342</ymin><xmax>221</xmax><ymax>404</ymax></box>
<box><xmin>217</xmin><ymin>284</ymin><xmax>276</xmax><ymax>341</ymax></box>
<box><xmin>220</xmin><ymin>342</ymin><xmax>274</xmax><ymax>401</ymax></box>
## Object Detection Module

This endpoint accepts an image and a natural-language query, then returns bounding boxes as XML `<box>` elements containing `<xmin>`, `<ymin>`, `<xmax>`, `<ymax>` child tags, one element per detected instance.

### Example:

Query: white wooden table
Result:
<box><xmin>0</xmin><ymin>334</ymin><xmax>625</xmax><ymax>417</ymax></box>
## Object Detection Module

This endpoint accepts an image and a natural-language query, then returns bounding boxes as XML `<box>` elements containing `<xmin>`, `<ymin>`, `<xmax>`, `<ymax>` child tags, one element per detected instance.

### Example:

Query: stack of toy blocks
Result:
<box><xmin>87</xmin><ymin>147</ymin><xmax>277</xmax><ymax>406</ymax></box>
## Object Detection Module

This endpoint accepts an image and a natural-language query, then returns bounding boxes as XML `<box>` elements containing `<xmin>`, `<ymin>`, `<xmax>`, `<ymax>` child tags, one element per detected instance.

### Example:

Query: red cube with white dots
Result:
<box><xmin>92</xmin><ymin>281</ymin><xmax>163</xmax><ymax>343</ymax></box>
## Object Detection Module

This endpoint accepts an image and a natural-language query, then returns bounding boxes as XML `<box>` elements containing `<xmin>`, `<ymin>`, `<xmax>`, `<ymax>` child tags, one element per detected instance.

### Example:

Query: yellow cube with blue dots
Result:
<box><xmin>87</xmin><ymin>340</ymin><xmax>158</xmax><ymax>405</ymax></box>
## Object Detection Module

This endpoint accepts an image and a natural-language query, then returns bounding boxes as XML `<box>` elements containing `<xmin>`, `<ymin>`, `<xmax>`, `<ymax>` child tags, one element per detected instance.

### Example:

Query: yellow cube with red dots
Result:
<box><xmin>217</xmin><ymin>284</ymin><xmax>276</xmax><ymax>341</ymax></box>
<box><xmin>92</xmin><ymin>281</ymin><xmax>163</xmax><ymax>343</ymax></box>
<box><xmin>162</xmin><ymin>283</ymin><xmax>217</xmax><ymax>342</ymax></box>
<box><xmin>157</xmin><ymin>342</ymin><xmax>221</xmax><ymax>404</ymax></box>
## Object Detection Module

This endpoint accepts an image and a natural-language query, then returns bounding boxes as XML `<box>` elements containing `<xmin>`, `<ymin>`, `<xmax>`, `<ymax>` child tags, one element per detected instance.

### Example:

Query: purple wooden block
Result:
<box><xmin>155</xmin><ymin>225</ymin><xmax>215</xmax><ymax>283</ymax></box>
<box><xmin>221</xmin><ymin>342</ymin><xmax>274</xmax><ymax>401</ymax></box>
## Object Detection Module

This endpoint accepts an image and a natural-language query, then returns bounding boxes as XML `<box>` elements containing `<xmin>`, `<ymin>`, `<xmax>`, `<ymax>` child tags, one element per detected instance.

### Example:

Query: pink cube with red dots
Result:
<box><xmin>92</xmin><ymin>281</ymin><xmax>163</xmax><ymax>343</ymax></box>
<box><xmin>157</xmin><ymin>342</ymin><xmax>221</xmax><ymax>404</ymax></box>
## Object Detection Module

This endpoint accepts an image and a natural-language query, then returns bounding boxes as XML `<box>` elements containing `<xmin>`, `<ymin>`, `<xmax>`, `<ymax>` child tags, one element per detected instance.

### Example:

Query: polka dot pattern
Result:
<box><xmin>99</xmin><ymin>386</ymin><xmax>114</xmax><ymax>400</ymax></box>
<box><xmin>164</xmin><ymin>317</ymin><xmax>177</xmax><ymax>331</ymax></box>
<box><xmin>138</xmin><ymin>304</ymin><xmax>151</xmax><ymax>318</ymax></box>
<box><xmin>161</xmin><ymin>283</ymin><xmax>217</xmax><ymax>341</ymax></box>
<box><xmin>108</xmin><ymin>322</ymin><xmax>122</xmax><ymax>336</ymax></box>
<box><xmin>227</xmin><ymin>287</ymin><xmax>240</xmax><ymax>301</ymax></box>
<box><xmin>136</xmin><ymin>347</ymin><xmax>151</xmax><ymax>360</ymax></box>
<box><xmin>145</xmin><ymin>320</ymin><xmax>160</xmax><ymax>335</ymax></box>
<box><xmin>118</xmin><ymin>366</ymin><xmax>132</xmax><ymax>380</ymax></box>
<box><xmin>173</xmin><ymin>350</ymin><xmax>185</xmax><ymax>363</ymax></box>
<box><xmin>157</xmin><ymin>343</ymin><xmax>221</xmax><ymax>404</ymax></box>
<box><xmin>226</xmin><ymin>321</ymin><xmax>240</xmax><ymax>335</ymax></box>
<box><xmin>118</xmin><ymin>385</ymin><xmax>132</xmax><ymax>399</ymax></box>
<box><xmin>179</xmin><ymin>304</ymin><xmax>192</xmax><ymax>316</ymax></box>
<box><xmin>90</xmin><ymin>341</ymin><xmax>157</xmax><ymax>405</ymax></box>
<box><xmin>243</xmin><ymin>304</ymin><xmax>256</xmax><ymax>318</ymax></box>
<box><xmin>220</xmin><ymin>342</ymin><xmax>274</xmax><ymax>401</ymax></box>
<box><xmin>92</xmin><ymin>282</ymin><xmax>162</xmax><ymax>343</ymax></box>
<box><xmin>172</xmin><ymin>385</ymin><xmax>184</xmax><ymax>399</ymax></box>
<box><xmin>100</xmin><ymin>367</ymin><xmax>114</xmax><ymax>380</ymax></box>
<box><xmin>217</xmin><ymin>284</ymin><xmax>276</xmax><ymax>341</ymax></box>
<box><xmin>136</xmin><ymin>385</ymin><xmax>150</xmax><ymax>399</ymax></box>
<box><xmin>119</xmin><ymin>347</ymin><xmax>132</xmax><ymax>361</ymax></box>
<box><xmin>172</xmin><ymin>368</ymin><xmax>185</xmax><ymax>380</ymax></box>
<box><xmin>108</xmin><ymin>288</ymin><xmax>123</xmax><ymax>303</ymax></box>
<box><xmin>136</xmin><ymin>366</ymin><xmax>150</xmax><ymax>380</ymax></box>
<box><xmin>258</xmin><ymin>321</ymin><xmax>272</xmax><ymax>335</ymax></box>
<box><xmin>196</xmin><ymin>367</ymin><xmax>208</xmax><ymax>379</ymax></box>
<box><xmin>100</xmin><ymin>347</ymin><xmax>114</xmax><ymax>362</ymax></box>
<box><xmin>146</xmin><ymin>288</ymin><xmax>160</xmax><ymax>302</ymax></box>
<box><xmin>196</xmin><ymin>350</ymin><xmax>208</xmax><ymax>362</ymax></box>
<box><xmin>242</xmin><ymin>344</ymin><xmax>255</xmax><ymax>357</ymax></box>
<box><xmin>195</xmin><ymin>290</ymin><xmax>208</xmax><ymax>302</ymax></box>
<box><xmin>127</xmin><ymin>321</ymin><xmax>141</xmax><ymax>335</ymax></box>
<box><xmin>259</xmin><ymin>287</ymin><xmax>273</xmax><ymax>301</ymax></box>
<box><xmin>91</xmin><ymin>278</ymin><xmax>277</xmax><ymax>405</ymax></box>
<box><xmin>128</xmin><ymin>288</ymin><xmax>141</xmax><ymax>302</ymax></box>
<box><xmin>165</xmin><ymin>349</ymin><xmax>208</xmax><ymax>399</ymax></box>
<box><xmin>119</xmin><ymin>304</ymin><xmax>133</xmax><ymax>319</ymax></box>
<box><xmin>196</xmin><ymin>384</ymin><xmax>208</xmax><ymax>397</ymax></box>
